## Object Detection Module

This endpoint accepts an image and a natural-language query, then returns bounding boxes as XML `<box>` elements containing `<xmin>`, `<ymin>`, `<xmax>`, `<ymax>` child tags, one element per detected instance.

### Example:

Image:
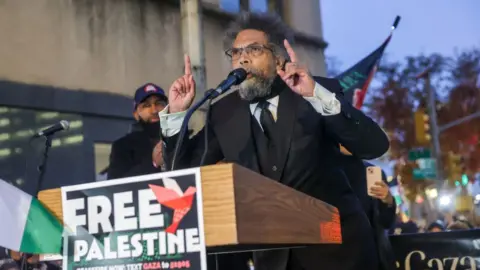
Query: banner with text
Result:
<box><xmin>61</xmin><ymin>169</ymin><xmax>207</xmax><ymax>270</ymax></box>
<box><xmin>390</xmin><ymin>229</ymin><xmax>480</xmax><ymax>269</ymax></box>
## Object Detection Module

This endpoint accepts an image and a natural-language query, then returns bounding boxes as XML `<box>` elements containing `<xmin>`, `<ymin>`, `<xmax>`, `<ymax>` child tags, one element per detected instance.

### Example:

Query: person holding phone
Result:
<box><xmin>367</xmin><ymin>166</ymin><xmax>395</xmax><ymax>207</ymax></box>
<box><xmin>337</xmin><ymin>145</ymin><xmax>396</xmax><ymax>270</ymax></box>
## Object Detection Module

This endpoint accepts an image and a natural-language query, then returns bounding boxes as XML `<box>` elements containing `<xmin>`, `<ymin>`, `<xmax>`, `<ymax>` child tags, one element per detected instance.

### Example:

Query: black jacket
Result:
<box><xmin>163</xmin><ymin>76</ymin><xmax>389</xmax><ymax>270</ymax></box>
<box><xmin>340</xmin><ymin>157</ymin><xmax>396</xmax><ymax>270</ymax></box>
<box><xmin>107</xmin><ymin>122</ymin><xmax>162</xmax><ymax>180</ymax></box>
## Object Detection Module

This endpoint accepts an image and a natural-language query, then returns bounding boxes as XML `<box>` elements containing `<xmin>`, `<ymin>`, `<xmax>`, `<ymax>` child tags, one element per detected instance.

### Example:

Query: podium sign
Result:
<box><xmin>60</xmin><ymin>169</ymin><xmax>207</xmax><ymax>270</ymax></box>
<box><xmin>39</xmin><ymin>163</ymin><xmax>341</xmax><ymax>266</ymax></box>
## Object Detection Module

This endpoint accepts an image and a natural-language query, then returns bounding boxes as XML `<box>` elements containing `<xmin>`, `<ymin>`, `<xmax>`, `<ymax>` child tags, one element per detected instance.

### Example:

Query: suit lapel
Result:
<box><xmin>274</xmin><ymin>86</ymin><xmax>299</xmax><ymax>177</ymax></box>
<box><xmin>221</xmin><ymin>95</ymin><xmax>261</xmax><ymax>172</ymax></box>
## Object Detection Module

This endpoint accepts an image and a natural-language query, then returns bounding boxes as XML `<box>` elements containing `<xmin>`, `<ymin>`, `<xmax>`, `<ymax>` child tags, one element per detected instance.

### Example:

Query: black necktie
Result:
<box><xmin>258</xmin><ymin>100</ymin><xmax>276</xmax><ymax>141</ymax></box>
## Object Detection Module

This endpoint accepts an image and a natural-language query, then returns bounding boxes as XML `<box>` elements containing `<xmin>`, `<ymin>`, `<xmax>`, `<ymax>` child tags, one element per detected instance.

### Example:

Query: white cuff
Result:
<box><xmin>159</xmin><ymin>105</ymin><xmax>187</xmax><ymax>137</ymax></box>
<box><xmin>303</xmin><ymin>82</ymin><xmax>341</xmax><ymax>115</ymax></box>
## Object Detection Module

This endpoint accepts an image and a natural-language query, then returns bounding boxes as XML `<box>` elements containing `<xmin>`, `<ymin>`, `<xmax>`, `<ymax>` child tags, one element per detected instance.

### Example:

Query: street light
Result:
<box><xmin>445</xmin><ymin>152</ymin><xmax>464</xmax><ymax>186</ymax></box>
<box><xmin>439</xmin><ymin>195</ymin><xmax>451</xmax><ymax>206</ymax></box>
<box><xmin>425</xmin><ymin>188</ymin><xmax>438</xmax><ymax>199</ymax></box>
<box><xmin>461</xmin><ymin>174</ymin><xmax>469</xmax><ymax>186</ymax></box>
<box><xmin>474</xmin><ymin>194</ymin><xmax>480</xmax><ymax>205</ymax></box>
<box><xmin>414</xmin><ymin>108</ymin><xmax>431</xmax><ymax>145</ymax></box>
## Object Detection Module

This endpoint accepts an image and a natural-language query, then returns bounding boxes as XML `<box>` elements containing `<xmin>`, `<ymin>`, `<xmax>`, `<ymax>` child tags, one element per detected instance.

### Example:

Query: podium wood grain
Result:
<box><xmin>38</xmin><ymin>163</ymin><xmax>341</xmax><ymax>248</ymax></box>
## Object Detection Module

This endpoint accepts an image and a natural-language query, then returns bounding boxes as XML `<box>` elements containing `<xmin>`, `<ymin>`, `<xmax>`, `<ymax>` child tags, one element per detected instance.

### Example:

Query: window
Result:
<box><xmin>220</xmin><ymin>0</ymin><xmax>240</xmax><ymax>13</ymax></box>
<box><xmin>220</xmin><ymin>0</ymin><xmax>280</xmax><ymax>14</ymax></box>
<box><xmin>0</xmin><ymin>107</ymin><xmax>85</xmax><ymax>195</ymax></box>
<box><xmin>249</xmin><ymin>0</ymin><xmax>268</xmax><ymax>13</ymax></box>
<box><xmin>94</xmin><ymin>143</ymin><xmax>111</xmax><ymax>181</ymax></box>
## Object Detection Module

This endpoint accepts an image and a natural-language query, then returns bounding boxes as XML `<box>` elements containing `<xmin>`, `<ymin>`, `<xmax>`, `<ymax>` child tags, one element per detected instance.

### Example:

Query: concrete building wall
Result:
<box><xmin>0</xmin><ymin>0</ymin><xmax>328</xmax><ymax>191</ymax></box>
<box><xmin>0</xmin><ymin>0</ymin><xmax>327</xmax><ymax>97</ymax></box>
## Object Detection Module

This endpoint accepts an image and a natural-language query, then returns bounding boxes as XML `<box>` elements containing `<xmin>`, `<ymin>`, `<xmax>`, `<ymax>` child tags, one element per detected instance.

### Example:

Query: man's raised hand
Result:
<box><xmin>277</xmin><ymin>39</ymin><xmax>315</xmax><ymax>97</ymax></box>
<box><xmin>168</xmin><ymin>54</ymin><xmax>196</xmax><ymax>113</ymax></box>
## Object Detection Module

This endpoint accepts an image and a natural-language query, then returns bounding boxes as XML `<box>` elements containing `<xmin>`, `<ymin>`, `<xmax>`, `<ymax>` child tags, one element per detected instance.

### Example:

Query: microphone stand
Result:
<box><xmin>19</xmin><ymin>135</ymin><xmax>53</xmax><ymax>270</ymax></box>
<box><xmin>34</xmin><ymin>135</ymin><xmax>53</xmax><ymax>197</ymax></box>
<box><xmin>170</xmin><ymin>89</ymin><xmax>219</xmax><ymax>171</ymax></box>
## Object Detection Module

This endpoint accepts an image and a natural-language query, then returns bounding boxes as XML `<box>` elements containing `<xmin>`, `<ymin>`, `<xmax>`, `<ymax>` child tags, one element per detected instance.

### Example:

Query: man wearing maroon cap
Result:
<box><xmin>107</xmin><ymin>83</ymin><xmax>168</xmax><ymax>179</ymax></box>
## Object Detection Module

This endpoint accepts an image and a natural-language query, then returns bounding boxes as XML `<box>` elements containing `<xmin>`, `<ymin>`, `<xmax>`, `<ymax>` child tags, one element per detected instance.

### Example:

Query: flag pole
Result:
<box><xmin>378</xmin><ymin>15</ymin><xmax>401</xmax><ymax>50</ymax></box>
<box><xmin>353</xmin><ymin>16</ymin><xmax>400</xmax><ymax>108</ymax></box>
<box><xmin>391</xmin><ymin>15</ymin><xmax>401</xmax><ymax>33</ymax></box>
<box><xmin>335</xmin><ymin>15</ymin><xmax>401</xmax><ymax>108</ymax></box>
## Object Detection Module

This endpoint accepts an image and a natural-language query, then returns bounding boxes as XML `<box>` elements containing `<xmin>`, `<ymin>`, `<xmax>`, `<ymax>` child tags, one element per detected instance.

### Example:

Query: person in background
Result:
<box><xmin>427</xmin><ymin>220</ymin><xmax>445</xmax><ymax>232</ymax></box>
<box><xmin>337</xmin><ymin>146</ymin><xmax>396</xmax><ymax>226</ymax></box>
<box><xmin>337</xmin><ymin>145</ymin><xmax>396</xmax><ymax>270</ymax></box>
<box><xmin>455</xmin><ymin>215</ymin><xmax>474</xmax><ymax>229</ymax></box>
<box><xmin>390</xmin><ymin>211</ymin><xmax>419</xmax><ymax>235</ymax></box>
<box><xmin>107</xmin><ymin>83</ymin><xmax>168</xmax><ymax>179</ymax></box>
<box><xmin>447</xmin><ymin>221</ymin><xmax>471</xmax><ymax>231</ymax></box>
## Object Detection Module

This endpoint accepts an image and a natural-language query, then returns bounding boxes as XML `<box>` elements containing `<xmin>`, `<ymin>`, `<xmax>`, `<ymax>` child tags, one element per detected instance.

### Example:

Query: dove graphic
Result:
<box><xmin>149</xmin><ymin>178</ymin><xmax>197</xmax><ymax>234</ymax></box>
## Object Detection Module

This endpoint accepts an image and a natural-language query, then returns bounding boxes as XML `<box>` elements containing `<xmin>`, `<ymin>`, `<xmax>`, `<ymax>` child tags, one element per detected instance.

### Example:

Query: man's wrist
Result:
<box><xmin>160</xmin><ymin>105</ymin><xmax>187</xmax><ymax>115</ymax></box>
<box><xmin>169</xmin><ymin>106</ymin><xmax>187</xmax><ymax>114</ymax></box>
<box><xmin>303</xmin><ymin>82</ymin><xmax>341</xmax><ymax>115</ymax></box>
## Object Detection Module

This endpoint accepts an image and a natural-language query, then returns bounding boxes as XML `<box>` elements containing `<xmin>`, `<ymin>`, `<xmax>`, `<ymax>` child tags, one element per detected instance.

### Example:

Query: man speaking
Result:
<box><xmin>159</xmin><ymin>12</ymin><xmax>389</xmax><ymax>270</ymax></box>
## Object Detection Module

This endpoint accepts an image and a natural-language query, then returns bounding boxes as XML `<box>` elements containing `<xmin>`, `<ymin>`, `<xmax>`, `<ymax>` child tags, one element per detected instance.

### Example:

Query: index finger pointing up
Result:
<box><xmin>284</xmin><ymin>39</ymin><xmax>298</xmax><ymax>63</ymax></box>
<box><xmin>184</xmin><ymin>54</ymin><xmax>192</xmax><ymax>75</ymax></box>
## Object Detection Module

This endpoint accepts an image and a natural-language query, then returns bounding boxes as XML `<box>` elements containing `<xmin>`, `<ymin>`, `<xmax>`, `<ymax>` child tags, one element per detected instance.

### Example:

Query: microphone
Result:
<box><xmin>170</xmin><ymin>68</ymin><xmax>247</xmax><ymax>170</ymax></box>
<box><xmin>208</xmin><ymin>68</ymin><xmax>247</xmax><ymax>98</ymax></box>
<box><xmin>32</xmin><ymin>120</ymin><xmax>70</xmax><ymax>138</ymax></box>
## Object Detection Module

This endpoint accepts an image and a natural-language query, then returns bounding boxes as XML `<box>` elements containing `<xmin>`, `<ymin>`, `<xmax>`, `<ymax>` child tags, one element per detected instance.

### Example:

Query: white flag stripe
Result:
<box><xmin>0</xmin><ymin>179</ymin><xmax>32</xmax><ymax>251</ymax></box>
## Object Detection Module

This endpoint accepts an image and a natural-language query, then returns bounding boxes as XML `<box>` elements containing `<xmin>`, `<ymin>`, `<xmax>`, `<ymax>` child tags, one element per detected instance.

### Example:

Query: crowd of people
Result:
<box><xmin>390</xmin><ymin>211</ymin><xmax>477</xmax><ymax>235</ymax></box>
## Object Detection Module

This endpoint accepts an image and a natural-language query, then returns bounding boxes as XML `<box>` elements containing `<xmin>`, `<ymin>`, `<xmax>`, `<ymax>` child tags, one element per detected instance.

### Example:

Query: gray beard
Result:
<box><xmin>233</xmin><ymin>75</ymin><xmax>276</xmax><ymax>101</ymax></box>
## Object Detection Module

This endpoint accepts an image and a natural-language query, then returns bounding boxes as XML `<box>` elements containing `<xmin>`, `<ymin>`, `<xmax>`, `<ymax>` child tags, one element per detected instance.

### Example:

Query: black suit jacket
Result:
<box><xmin>107</xmin><ymin>123</ymin><xmax>162</xmax><ymax>179</ymax></box>
<box><xmin>164</xmin><ymin>77</ymin><xmax>389</xmax><ymax>270</ymax></box>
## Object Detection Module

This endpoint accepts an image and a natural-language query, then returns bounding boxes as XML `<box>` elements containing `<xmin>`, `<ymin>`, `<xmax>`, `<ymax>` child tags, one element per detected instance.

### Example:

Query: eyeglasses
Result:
<box><xmin>225</xmin><ymin>44</ymin><xmax>274</xmax><ymax>60</ymax></box>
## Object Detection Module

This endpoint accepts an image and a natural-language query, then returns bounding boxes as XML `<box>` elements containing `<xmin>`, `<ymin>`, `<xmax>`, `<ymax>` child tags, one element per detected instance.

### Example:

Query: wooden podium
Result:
<box><xmin>38</xmin><ymin>163</ymin><xmax>341</xmax><ymax>253</ymax></box>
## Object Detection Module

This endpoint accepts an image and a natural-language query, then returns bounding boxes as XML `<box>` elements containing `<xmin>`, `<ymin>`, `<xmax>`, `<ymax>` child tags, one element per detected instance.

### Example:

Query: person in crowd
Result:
<box><xmin>455</xmin><ymin>215</ymin><xmax>475</xmax><ymax>229</ymax></box>
<box><xmin>390</xmin><ymin>211</ymin><xmax>419</xmax><ymax>235</ymax></box>
<box><xmin>427</xmin><ymin>220</ymin><xmax>445</xmax><ymax>232</ymax></box>
<box><xmin>337</xmin><ymin>146</ymin><xmax>396</xmax><ymax>270</ymax></box>
<box><xmin>107</xmin><ymin>83</ymin><xmax>168</xmax><ymax>179</ymax></box>
<box><xmin>159</xmin><ymin>11</ymin><xmax>389</xmax><ymax>270</ymax></box>
<box><xmin>447</xmin><ymin>220</ymin><xmax>471</xmax><ymax>231</ymax></box>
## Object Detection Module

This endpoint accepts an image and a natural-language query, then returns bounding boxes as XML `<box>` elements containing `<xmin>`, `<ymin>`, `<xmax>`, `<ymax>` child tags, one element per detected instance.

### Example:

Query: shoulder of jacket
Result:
<box><xmin>112</xmin><ymin>132</ymin><xmax>142</xmax><ymax>147</ymax></box>
<box><xmin>211</xmin><ymin>91</ymin><xmax>241</xmax><ymax>110</ymax></box>
<box><xmin>313</xmin><ymin>76</ymin><xmax>343</xmax><ymax>94</ymax></box>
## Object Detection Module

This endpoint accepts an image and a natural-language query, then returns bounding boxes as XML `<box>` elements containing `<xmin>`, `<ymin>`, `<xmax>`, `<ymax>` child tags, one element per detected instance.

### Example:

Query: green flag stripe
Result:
<box><xmin>19</xmin><ymin>198</ymin><xmax>63</xmax><ymax>253</ymax></box>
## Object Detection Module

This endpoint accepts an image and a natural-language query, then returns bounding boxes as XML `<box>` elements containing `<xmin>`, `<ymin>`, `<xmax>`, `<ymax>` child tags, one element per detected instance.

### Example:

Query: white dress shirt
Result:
<box><xmin>159</xmin><ymin>82</ymin><xmax>341</xmax><ymax>137</ymax></box>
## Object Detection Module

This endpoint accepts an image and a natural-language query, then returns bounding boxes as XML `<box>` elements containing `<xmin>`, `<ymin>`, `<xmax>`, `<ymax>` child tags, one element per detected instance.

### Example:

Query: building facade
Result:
<box><xmin>0</xmin><ymin>0</ymin><xmax>328</xmax><ymax>194</ymax></box>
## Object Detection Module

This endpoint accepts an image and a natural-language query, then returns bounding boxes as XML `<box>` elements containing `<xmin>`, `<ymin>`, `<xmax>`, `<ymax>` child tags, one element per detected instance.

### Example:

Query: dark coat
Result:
<box><xmin>107</xmin><ymin>123</ymin><xmax>162</xmax><ymax>180</ymax></box>
<box><xmin>339</xmin><ymin>156</ymin><xmax>397</xmax><ymax>270</ymax></box>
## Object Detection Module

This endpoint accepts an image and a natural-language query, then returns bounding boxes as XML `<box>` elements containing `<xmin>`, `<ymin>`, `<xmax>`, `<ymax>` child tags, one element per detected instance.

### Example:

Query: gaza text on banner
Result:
<box><xmin>60</xmin><ymin>168</ymin><xmax>207</xmax><ymax>270</ymax></box>
<box><xmin>390</xmin><ymin>229</ymin><xmax>480</xmax><ymax>269</ymax></box>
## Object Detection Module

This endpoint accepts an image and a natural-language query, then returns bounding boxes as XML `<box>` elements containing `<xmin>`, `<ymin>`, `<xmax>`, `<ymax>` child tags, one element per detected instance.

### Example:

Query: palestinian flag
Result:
<box><xmin>0</xmin><ymin>179</ymin><xmax>62</xmax><ymax>254</ymax></box>
<box><xmin>336</xmin><ymin>16</ymin><xmax>400</xmax><ymax>109</ymax></box>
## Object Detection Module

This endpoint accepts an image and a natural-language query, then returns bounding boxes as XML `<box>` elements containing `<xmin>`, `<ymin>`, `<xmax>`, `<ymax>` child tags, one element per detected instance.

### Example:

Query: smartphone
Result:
<box><xmin>366</xmin><ymin>166</ymin><xmax>382</xmax><ymax>196</ymax></box>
